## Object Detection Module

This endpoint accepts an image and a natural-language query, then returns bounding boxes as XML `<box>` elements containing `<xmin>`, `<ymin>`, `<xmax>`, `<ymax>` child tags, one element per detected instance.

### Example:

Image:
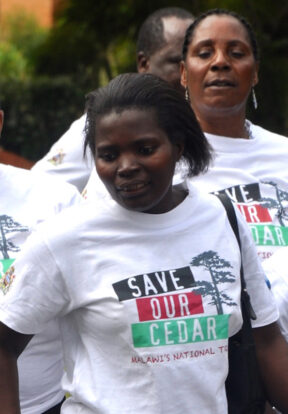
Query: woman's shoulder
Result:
<box><xmin>35</xmin><ymin>198</ymin><xmax>116</xmax><ymax>241</ymax></box>
<box><xmin>186</xmin><ymin>180</ymin><xmax>224</xmax><ymax>206</ymax></box>
<box><xmin>250</xmin><ymin>122</ymin><xmax>288</xmax><ymax>145</ymax></box>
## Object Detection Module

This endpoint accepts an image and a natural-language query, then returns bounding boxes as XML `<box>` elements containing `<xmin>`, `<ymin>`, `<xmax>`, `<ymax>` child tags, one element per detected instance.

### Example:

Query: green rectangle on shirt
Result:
<box><xmin>132</xmin><ymin>314</ymin><xmax>230</xmax><ymax>348</ymax></box>
<box><xmin>250</xmin><ymin>224</ymin><xmax>288</xmax><ymax>246</ymax></box>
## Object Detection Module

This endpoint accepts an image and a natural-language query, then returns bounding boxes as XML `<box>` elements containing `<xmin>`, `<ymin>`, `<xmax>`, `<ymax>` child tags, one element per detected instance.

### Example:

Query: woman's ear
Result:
<box><xmin>180</xmin><ymin>61</ymin><xmax>187</xmax><ymax>88</ymax></box>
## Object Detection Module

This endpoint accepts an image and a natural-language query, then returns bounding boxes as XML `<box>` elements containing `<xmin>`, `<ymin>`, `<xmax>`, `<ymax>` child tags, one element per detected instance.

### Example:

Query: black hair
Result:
<box><xmin>137</xmin><ymin>7</ymin><xmax>194</xmax><ymax>58</ymax></box>
<box><xmin>84</xmin><ymin>73</ymin><xmax>212</xmax><ymax>178</ymax></box>
<box><xmin>182</xmin><ymin>8</ymin><xmax>259</xmax><ymax>62</ymax></box>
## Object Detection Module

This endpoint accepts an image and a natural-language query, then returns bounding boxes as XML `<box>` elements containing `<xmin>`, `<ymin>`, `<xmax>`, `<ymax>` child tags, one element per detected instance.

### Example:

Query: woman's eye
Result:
<box><xmin>198</xmin><ymin>50</ymin><xmax>212</xmax><ymax>59</ymax></box>
<box><xmin>98</xmin><ymin>152</ymin><xmax>117</xmax><ymax>162</ymax></box>
<box><xmin>231</xmin><ymin>50</ymin><xmax>245</xmax><ymax>58</ymax></box>
<box><xmin>139</xmin><ymin>146</ymin><xmax>155</xmax><ymax>155</ymax></box>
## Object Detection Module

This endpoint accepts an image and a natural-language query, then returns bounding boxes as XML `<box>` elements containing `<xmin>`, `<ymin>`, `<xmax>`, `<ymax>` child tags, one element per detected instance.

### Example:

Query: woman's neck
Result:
<box><xmin>172</xmin><ymin>183</ymin><xmax>188</xmax><ymax>209</ymax></box>
<box><xmin>197</xmin><ymin>113</ymin><xmax>249</xmax><ymax>139</ymax></box>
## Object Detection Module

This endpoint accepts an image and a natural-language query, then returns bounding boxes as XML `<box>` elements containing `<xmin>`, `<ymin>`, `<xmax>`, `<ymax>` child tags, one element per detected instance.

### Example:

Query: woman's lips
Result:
<box><xmin>117</xmin><ymin>181</ymin><xmax>150</xmax><ymax>194</ymax></box>
<box><xmin>205</xmin><ymin>79</ymin><xmax>236</xmax><ymax>88</ymax></box>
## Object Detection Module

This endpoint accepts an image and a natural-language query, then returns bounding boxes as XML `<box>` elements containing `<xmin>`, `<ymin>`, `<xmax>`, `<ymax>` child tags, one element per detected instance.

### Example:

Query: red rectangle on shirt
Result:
<box><xmin>237</xmin><ymin>203</ymin><xmax>272</xmax><ymax>223</ymax></box>
<box><xmin>136</xmin><ymin>292</ymin><xmax>203</xmax><ymax>322</ymax></box>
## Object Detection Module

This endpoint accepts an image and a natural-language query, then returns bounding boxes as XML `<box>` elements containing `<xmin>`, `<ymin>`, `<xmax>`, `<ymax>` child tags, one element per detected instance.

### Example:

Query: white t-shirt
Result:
<box><xmin>262</xmin><ymin>247</ymin><xmax>288</xmax><ymax>342</ymax></box>
<box><xmin>0</xmin><ymin>164</ymin><xmax>82</xmax><ymax>414</ymax></box>
<box><xmin>82</xmin><ymin>165</ymin><xmax>107</xmax><ymax>200</ymax></box>
<box><xmin>189</xmin><ymin>122</ymin><xmax>288</xmax><ymax>263</ymax></box>
<box><xmin>0</xmin><ymin>184</ymin><xmax>277</xmax><ymax>414</ymax></box>
<box><xmin>32</xmin><ymin>115</ymin><xmax>93</xmax><ymax>192</ymax></box>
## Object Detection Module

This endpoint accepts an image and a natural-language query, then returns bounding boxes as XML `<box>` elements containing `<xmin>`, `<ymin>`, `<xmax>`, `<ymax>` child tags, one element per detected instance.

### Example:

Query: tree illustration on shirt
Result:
<box><xmin>0</xmin><ymin>215</ymin><xmax>29</xmax><ymax>259</ymax></box>
<box><xmin>190</xmin><ymin>250</ymin><xmax>237</xmax><ymax>315</ymax></box>
<box><xmin>260</xmin><ymin>181</ymin><xmax>288</xmax><ymax>227</ymax></box>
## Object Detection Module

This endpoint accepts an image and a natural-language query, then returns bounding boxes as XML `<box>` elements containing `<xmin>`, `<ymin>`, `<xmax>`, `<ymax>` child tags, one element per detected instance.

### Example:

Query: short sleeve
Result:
<box><xmin>262</xmin><ymin>248</ymin><xmax>288</xmax><ymax>341</ymax></box>
<box><xmin>31</xmin><ymin>115</ymin><xmax>93</xmax><ymax>192</ymax></box>
<box><xmin>0</xmin><ymin>229</ymin><xmax>70</xmax><ymax>334</ymax></box>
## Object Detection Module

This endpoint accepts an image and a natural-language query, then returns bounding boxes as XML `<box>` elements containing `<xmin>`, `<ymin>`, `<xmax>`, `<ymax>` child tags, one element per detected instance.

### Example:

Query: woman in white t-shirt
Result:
<box><xmin>180</xmin><ymin>15</ymin><xmax>288</xmax><ymax>414</ymax></box>
<box><xmin>180</xmin><ymin>10</ymin><xmax>288</xmax><ymax>255</ymax></box>
<box><xmin>0</xmin><ymin>108</ymin><xmax>82</xmax><ymax>414</ymax></box>
<box><xmin>180</xmin><ymin>9</ymin><xmax>288</xmax><ymax>261</ymax></box>
<box><xmin>0</xmin><ymin>73</ymin><xmax>287</xmax><ymax>414</ymax></box>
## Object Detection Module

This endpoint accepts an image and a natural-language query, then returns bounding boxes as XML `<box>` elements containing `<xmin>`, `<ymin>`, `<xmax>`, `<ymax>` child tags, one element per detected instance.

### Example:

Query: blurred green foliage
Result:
<box><xmin>0</xmin><ymin>42</ymin><xmax>27</xmax><ymax>80</ymax></box>
<box><xmin>0</xmin><ymin>76</ymin><xmax>85</xmax><ymax>161</ymax></box>
<box><xmin>0</xmin><ymin>0</ymin><xmax>287</xmax><ymax>161</ymax></box>
<box><xmin>0</xmin><ymin>10</ymin><xmax>48</xmax><ymax>75</ymax></box>
<box><xmin>0</xmin><ymin>11</ymin><xmax>85</xmax><ymax>160</ymax></box>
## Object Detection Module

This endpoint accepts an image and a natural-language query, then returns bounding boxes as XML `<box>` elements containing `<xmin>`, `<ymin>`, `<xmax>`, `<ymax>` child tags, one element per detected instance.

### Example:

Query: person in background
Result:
<box><xmin>0</xmin><ymin>105</ymin><xmax>82</xmax><ymax>413</ymax></box>
<box><xmin>180</xmin><ymin>8</ymin><xmax>288</xmax><ymax>264</ymax></box>
<box><xmin>136</xmin><ymin>6</ymin><xmax>193</xmax><ymax>94</ymax></box>
<box><xmin>31</xmin><ymin>7</ymin><xmax>194</xmax><ymax>193</ymax></box>
<box><xmin>180</xmin><ymin>11</ymin><xmax>288</xmax><ymax>413</ymax></box>
<box><xmin>0</xmin><ymin>73</ymin><xmax>288</xmax><ymax>414</ymax></box>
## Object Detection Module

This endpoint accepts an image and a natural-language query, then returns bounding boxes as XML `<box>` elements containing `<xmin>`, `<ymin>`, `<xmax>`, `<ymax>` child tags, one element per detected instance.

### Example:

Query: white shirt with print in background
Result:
<box><xmin>0</xmin><ymin>164</ymin><xmax>82</xmax><ymax>414</ymax></box>
<box><xmin>32</xmin><ymin>115</ymin><xmax>92</xmax><ymax>192</ymax></box>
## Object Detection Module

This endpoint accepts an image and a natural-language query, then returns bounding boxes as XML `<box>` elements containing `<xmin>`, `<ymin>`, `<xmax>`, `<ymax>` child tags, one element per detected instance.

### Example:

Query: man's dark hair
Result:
<box><xmin>137</xmin><ymin>7</ymin><xmax>194</xmax><ymax>58</ymax></box>
<box><xmin>84</xmin><ymin>73</ymin><xmax>212</xmax><ymax>177</ymax></box>
<box><xmin>182</xmin><ymin>8</ymin><xmax>259</xmax><ymax>62</ymax></box>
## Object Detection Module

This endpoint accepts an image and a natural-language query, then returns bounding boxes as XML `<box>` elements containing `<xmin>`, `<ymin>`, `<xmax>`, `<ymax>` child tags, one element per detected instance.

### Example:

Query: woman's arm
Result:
<box><xmin>254</xmin><ymin>322</ymin><xmax>288</xmax><ymax>413</ymax></box>
<box><xmin>0</xmin><ymin>322</ymin><xmax>33</xmax><ymax>414</ymax></box>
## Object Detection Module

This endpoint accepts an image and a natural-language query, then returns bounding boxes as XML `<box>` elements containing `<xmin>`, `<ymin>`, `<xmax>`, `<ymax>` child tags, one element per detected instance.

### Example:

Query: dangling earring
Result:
<box><xmin>252</xmin><ymin>88</ymin><xmax>258</xmax><ymax>109</ymax></box>
<box><xmin>185</xmin><ymin>87</ymin><xmax>190</xmax><ymax>102</ymax></box>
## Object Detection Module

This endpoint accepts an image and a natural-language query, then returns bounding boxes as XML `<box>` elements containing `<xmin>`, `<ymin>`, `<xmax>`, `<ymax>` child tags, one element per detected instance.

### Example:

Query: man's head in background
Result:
<box><xmin>136</xmin><ymin>7</ymin><xmax>194</xmax><ymax>94</ymax></box>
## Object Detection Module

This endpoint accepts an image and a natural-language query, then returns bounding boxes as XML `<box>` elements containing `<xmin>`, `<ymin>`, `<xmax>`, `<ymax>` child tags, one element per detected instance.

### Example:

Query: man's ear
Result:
<box><xmin>0</xmin><ymin>110</ymin><xmax>4</xmax><ymax>136</ymax></box>
<box><xmin>180</xmin><ymin>61</ymin><xmax>187</xmax><ymax>88</ymax></box>
<box><xmin>137</xmin><ymin>51</ymin><xmax>149</xmax><ymax>73</ymax></box>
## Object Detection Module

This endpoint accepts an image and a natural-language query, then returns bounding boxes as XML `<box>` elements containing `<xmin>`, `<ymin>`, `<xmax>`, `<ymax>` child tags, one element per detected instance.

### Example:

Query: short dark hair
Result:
<box><xmin>84</xmin><ymin>73</ymin><xmax>212</xmax><ymax>177</ymax></box>
<box><xmin>182</xmin><ymin>8</ymin><xmax>259</xmax><ymax>62</ymax></box>
<box><xmin>137</xmin><ymin>7</ymin><xmax>194</xmax><ymax>58</ymax></box>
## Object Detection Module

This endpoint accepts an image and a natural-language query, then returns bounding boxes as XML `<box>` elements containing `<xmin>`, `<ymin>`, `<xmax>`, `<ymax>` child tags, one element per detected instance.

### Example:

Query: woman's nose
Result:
<box><xmin>117</xmin><ymin>155</ymin><xmax>140</xmax><ymax>177</ymax></box>
<box><xmin>211</xmin><ymin>50</ymin><xmax>230</xmax><ymax>71</ymax></box>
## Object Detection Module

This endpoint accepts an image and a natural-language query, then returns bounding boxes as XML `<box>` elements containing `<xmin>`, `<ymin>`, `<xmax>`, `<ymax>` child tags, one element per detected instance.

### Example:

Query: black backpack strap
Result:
<box><xmin>216</xmin><ymin>193</ymin><xmax>256</xmax><ymax>321</ymax></box>
<box><xmin>217</xmin><ymin>193</ymin><xmax>241</xmax><ymax>247</ymax></box>
<box><xmin>216</xmin><ymin>193</ymin><xmax>266</xmax><ymax>413</ymax></box>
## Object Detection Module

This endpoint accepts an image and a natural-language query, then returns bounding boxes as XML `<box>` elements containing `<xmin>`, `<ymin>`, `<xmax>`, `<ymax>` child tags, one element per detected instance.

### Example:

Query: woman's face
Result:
<box><xmin>181</xmin><ymin>15</ymin><xmax>259</xmax><ymax>118</ymax></box>
<box><xmin>94</xmin><ymin>108</ymin><xmax>183</xmax><ymax>214</ymax></box>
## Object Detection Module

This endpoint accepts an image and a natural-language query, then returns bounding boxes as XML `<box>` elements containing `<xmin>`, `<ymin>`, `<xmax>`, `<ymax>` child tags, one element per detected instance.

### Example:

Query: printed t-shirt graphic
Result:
<box><xmin>113</xmin><ymin>250</ymin><xmax>235</xmax><ymax>350</ymax></box>
<box><xmin>0</xmin><ymin>214</ymin><xmax>28</xmax><ymax>294</ymax></box>
<box><xmin>47</xmin><ymin>149</ymin><xmax>66</xmax><ymax>166</ymax></box>
<box><xmin>215</xmin><ymin>181</ymin><xmax>288</xmax><ymax>261</ymax></box>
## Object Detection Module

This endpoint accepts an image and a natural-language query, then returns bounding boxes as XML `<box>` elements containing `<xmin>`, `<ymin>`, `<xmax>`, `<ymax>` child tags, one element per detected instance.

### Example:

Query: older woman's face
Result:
<box><xmin>181</xmin><ymin>15</ymin><xmax>258</xmax><ymax>118</ymax></box>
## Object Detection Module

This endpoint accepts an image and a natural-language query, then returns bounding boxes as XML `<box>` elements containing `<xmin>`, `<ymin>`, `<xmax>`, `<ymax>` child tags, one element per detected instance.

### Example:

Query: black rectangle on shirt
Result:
<box><xmin>216</xmin><ymin>183</ymin><xmax>261</xmax><ymax>203</ymax></box>
<box><xmin>113</xmin><ymin>266</ymin><xmax>196</xmax><ymax>301</ymax></box>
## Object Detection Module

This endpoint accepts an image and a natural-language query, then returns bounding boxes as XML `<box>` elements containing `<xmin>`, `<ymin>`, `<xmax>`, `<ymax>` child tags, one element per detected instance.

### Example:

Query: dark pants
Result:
<box><xmin>42</xmin><ymin>398</ymin><xmax>65</xmax><ymax>414</ymax></box>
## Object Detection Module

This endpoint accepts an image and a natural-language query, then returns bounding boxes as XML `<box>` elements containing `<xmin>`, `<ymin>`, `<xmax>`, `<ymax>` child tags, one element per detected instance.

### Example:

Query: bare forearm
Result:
<box><xmin>0</xmin><ymin>322</ymin><xmax>33</xmax><ymax>413</ymax></box>
<box><xmin>254</xmin><ymin>323</ymin><xmax>288</xmax><ymax>413</ymax></box>
<box><xmin>0</xmin><ymin>348</ymin><xmax>20</xmax><ymax>414</ymax></box>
